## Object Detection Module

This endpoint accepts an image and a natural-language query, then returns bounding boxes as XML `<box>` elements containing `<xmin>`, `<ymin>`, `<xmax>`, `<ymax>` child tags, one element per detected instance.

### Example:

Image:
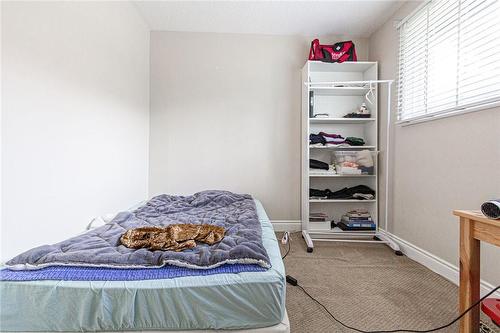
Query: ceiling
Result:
<box><xmin>133</xmin><ymin>1</ymin><xmax>406</xmax><ymax>37</ymax></box>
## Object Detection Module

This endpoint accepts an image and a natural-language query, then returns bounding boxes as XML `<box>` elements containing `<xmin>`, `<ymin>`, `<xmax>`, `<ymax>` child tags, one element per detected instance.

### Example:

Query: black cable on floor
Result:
<box><xmin>293</xmin><ymin>281</ymin><xmax>499</xmax><ymax>333</ymax></box>
<box><xmin>280</xmin><ymin>234</ymin><xmax>499</xmax><ymax>332</ymax></box>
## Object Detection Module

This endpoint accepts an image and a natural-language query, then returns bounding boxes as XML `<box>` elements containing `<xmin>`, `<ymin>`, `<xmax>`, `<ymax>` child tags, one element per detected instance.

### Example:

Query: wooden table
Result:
<box><xmin>453</xmin><ymin>210</ymin><xmax>500</xmax><ymax>333</ymax></box>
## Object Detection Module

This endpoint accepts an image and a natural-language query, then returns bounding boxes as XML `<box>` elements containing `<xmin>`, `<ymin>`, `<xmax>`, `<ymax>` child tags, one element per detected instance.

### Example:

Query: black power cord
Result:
<box><xmin>280</xmin><ymin>234</ymin><xmax>500</xmax><ymax>332</ymax></box>
<box><xmin>292</xmin><ymin>281</ymin><xmax>499</xmax><ymax>333</ymax></box>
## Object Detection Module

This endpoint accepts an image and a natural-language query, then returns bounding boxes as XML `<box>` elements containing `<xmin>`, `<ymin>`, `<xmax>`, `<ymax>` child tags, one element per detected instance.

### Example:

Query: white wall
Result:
<box><xmin>1</xmin><ymin>1</ymin><xmax>150</xmax><ymax>261</ymax></box>
<box><xmin>369</xmin><ymin>2</ymin><xmax>500</xmax><ymax>285</ymax></box>
<box><xmin>149</xmin><ymin>31</ymin><xmax>368</xmax><ymax>221</ymax></box>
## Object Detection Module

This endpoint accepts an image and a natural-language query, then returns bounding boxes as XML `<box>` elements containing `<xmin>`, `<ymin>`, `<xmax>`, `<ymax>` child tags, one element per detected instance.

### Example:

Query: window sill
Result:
<box><xmin>396</xmin><ymin>100</ymin><xmax>500</xmax><ymax>127</ymax></box>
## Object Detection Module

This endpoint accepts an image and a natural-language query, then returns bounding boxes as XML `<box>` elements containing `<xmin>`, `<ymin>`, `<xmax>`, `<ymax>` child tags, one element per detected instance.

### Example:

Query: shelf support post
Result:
<box><xmin>380</xmin><ymin>81</ymin><xmax>402</xmax><ymax>255</ymax></box>
<box><xmin>302</xmin><ymin>230</ymin><xmax>314</xmax><ymax>253</ymax></box>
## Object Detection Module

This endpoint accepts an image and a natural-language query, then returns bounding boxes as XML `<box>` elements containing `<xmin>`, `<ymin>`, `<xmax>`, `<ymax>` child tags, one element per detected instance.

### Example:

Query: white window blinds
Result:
<box><xmin>397</xmin><ymin>0</ymin><xmax>500</xmax><ymax>122</ymax></box>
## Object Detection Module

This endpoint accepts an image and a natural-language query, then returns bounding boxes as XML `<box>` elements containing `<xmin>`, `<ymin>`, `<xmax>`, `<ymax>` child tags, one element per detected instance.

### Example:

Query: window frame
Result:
<box><xmin>396</xmin><ymin>0</ymin><xmax>500</xmax><ymax>126</ymax></box>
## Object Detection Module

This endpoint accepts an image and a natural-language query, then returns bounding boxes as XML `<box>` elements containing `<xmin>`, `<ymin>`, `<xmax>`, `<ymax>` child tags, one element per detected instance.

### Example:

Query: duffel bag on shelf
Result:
<box><xmin>308</xmin><ymin>39</ymin><xmax>357</xmax><ymax>63</ymax></box>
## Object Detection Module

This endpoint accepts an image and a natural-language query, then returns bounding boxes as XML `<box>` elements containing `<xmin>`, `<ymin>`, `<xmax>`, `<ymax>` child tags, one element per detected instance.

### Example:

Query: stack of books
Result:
<box><xmin>336</xmin><ymin>210</ymin><xmax>375</xmax><ymax>231</ymax></box>
<box><xmin>309</xmin><ymin>212</ymin><xmax>329</xmax><ymax>222</ymax></box>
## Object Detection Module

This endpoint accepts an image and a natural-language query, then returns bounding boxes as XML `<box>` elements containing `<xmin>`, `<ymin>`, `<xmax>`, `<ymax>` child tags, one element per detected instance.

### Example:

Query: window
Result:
<box><xmin>397</xmin><ymin>0</ymin><xmax>500</xmax><ymax>123</ymax></box>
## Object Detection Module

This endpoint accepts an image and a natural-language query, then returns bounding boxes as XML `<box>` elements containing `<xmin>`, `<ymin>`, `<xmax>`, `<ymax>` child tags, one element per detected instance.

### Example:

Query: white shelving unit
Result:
<box><xmin>301</xmin><ymin>60</ymin><xmax>401</xmax><ymax>254</ymax></box>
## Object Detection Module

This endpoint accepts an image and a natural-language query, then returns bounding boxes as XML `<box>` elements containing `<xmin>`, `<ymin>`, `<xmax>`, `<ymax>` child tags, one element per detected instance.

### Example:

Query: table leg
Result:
<box><xmin>459</xmin><ymin>217</ymin><xmax>480</xmax><ymax>333</ymax></box>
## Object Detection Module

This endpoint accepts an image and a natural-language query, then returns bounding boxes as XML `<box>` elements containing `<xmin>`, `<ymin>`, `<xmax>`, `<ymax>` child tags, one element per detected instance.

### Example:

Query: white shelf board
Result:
<box><xmin>309</xmin><ymin>199</ymin><xmax>376</xmax><ymax>203</ymax></box>
<box><xmin>309</xmin><ymin>173</ymin><xmax>375</xmax><ymax>178</ymax></box>
<box><xmin>311</xmin><ymin>86</ymin><xmax>369</xmax><ymax>96</ymax></box>
<box><xmin>309</xmin><ymin>145</ymin><xmax>376</xmax><ymax>150</ymax></box>
<box><xmin>333</xmin><ymin>227</ymin><xmax>376</xmax><ymax>234</ymax></box>
<box><xmin>309</xmin><ymin>118</ymin><xmax>375</xmax><ymax>124</ymax></box>
<box><xmin>308</xmin><ymin>228</ymin><xmax>377</xmax><ymax>235</ymax></box>
<box><xmin>308</xmin><ymin>61</ymin><xmax>377</xmax><ymax>73</ymax></box>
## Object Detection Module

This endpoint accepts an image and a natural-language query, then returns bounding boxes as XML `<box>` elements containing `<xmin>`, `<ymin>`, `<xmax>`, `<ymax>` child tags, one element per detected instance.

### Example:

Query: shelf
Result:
<box><xmin>309</xmin><ymin>199</ymin><xmax>376</xmax><ymax>203</ymax></box>
<box><xmin>309</xmin><ymin>118</ymin><xmax>375</xmax><ymax>124</ymax></box>
<box><xmin>310</xmin><ymin>86</ymin><xmax>370</xmax><ymax>96</ymax></box>
<box><xmin>333</xmin><ymin>227</ymin><xmax>376</xmax><ymax>234</ymax></box>
<box><xmin>310</xmin><ymin>145</ymin><xmax>376</xmax><ymax>150</ymax></box>
<box><xmin>309</xmin><ymin>173</ymin><xmax>375</xmax><ymax>178</ymax></box>
<box><xmin>309</xmin><ymin>228</ymin><xmax>377</xmax><ymax>236</ymax></box>
<box><xmin>308</xmin><ymin>61</ymin><xmax>377</xmax><ymax>73</ymax></box>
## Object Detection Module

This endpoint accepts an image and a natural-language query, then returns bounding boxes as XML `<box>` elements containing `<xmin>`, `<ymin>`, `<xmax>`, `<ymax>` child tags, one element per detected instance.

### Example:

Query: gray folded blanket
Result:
<box><xmin>6</xmin><ymin>190</ymin><xmax>271</xmax><ymax>270</ymax></box>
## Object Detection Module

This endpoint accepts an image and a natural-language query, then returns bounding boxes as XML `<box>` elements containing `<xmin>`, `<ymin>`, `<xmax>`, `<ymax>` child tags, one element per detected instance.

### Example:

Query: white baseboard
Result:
<box><xmin>378</xmin><ymin>229</ymin><xmax>499</xmax><ymax>297</ymax></box>
<box><xmin>271</xmin><ymin>220</ymin><xmax>301</xmax><ymax>232</ymax></box>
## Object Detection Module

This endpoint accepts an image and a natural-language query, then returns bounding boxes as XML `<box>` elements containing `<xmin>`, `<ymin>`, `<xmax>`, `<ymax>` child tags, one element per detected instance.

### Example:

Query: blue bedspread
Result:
<box><xmin>6</xmin><ymin>190</ymin><xmax>271</xmax><ymax>270</ymax></box>
<box><xmin>0</xmin><ymin>263</ymin><xmax>266</xmax><ymax>281</ymax></box>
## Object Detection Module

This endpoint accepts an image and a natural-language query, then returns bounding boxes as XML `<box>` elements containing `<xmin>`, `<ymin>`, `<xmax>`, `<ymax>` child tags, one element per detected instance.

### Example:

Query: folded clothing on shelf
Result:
<box><xmin>309</xmin><ymin>185</ymin><xmax>375</xmax><ymax>200</ymax></box>
<box><xmin>329</xmin><ymin>185</ymin><xmax>375</xmax><ymax>200</ymax></box>
<box><xmin>309</xmin><ymin>159</ymin><xmax>330</xmax><ymax>170</ymax></box>
<box><xmin>309</xmin><ymin>133</ymin><xmax>326</xmax><ymax>145</ymax></box>
<box><xmin>310</xmin><ymin>188</ymin><xmax>329</xmax><ymax>199</ymax></box>
<box><xmin>353</xmin><ymin>193</ymin><xmax>374</xmax><ymax>200</ymax></box>
<box><xmin>345</xmin><ymin>137</ymin><xmax>365</xmax><ymax>146</ymax></box>
<box><xmin>309</xmin><ymin>132</ymin><xmax>364</xmax><ymax>147</ymax></box>
<box><xmin>319</xmin><ymin>132</ymin><xmax>345</xmax><ymax>144</ymax></box>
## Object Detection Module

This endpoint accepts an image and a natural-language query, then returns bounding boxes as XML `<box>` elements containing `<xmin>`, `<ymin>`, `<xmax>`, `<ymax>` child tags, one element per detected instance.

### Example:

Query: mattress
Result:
<box><xmin>0</xmin><ymin>199</ymin><xmax>286</xmax><ymax>332</ymax></box>
<box><xmin>80</xmin><ymin>313</ymin><xmax>290</xmax><ymax>333</ymax></box>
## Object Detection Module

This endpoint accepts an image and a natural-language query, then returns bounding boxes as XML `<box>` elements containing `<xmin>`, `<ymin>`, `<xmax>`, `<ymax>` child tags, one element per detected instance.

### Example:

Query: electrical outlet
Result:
<box><xmin>281</xmin><ymin>231</ymin><xmax>289</xmax><ymax>245</ymax></box>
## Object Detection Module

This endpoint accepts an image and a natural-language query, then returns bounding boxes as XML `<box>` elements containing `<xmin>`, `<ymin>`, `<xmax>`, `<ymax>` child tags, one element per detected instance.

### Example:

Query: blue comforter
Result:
<box><xmin>6</xmin><ymin>190</ymin><xmax>271</xmax><ymax>270</ymax></box>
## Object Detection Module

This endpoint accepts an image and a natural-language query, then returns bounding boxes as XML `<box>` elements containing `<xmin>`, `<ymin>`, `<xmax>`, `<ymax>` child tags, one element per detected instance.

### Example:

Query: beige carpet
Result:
<box><xmin>278</xmin><ymin>232</ymin><xmax>499</xmax><ymax>333</ymax></box>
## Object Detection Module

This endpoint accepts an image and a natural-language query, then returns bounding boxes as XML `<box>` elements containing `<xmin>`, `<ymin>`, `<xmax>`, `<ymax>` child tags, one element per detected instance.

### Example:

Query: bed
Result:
<box><xmin>0</xmin><ymin>199</ymin><xmax>289</xmax><ymax>332</ymax></box>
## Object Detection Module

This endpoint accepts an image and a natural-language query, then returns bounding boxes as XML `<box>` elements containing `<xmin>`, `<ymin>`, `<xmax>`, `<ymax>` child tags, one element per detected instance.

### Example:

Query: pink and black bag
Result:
<box><xmin>308</xmin><ymin>39</ymin><xmax>357</xmax><ymax>63</ymax></box>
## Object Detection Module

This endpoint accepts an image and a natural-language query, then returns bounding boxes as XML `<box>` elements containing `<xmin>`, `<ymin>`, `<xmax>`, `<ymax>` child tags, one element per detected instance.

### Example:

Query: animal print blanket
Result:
<box><xmin>6</xmin><ymin>191</ymin><xmax>271</xmax><ymax>270</ymax></box>
<box><xmin>120</xmin><ymin>224</ymin><xmax>226</xmax><ymax>251</ymax></box>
